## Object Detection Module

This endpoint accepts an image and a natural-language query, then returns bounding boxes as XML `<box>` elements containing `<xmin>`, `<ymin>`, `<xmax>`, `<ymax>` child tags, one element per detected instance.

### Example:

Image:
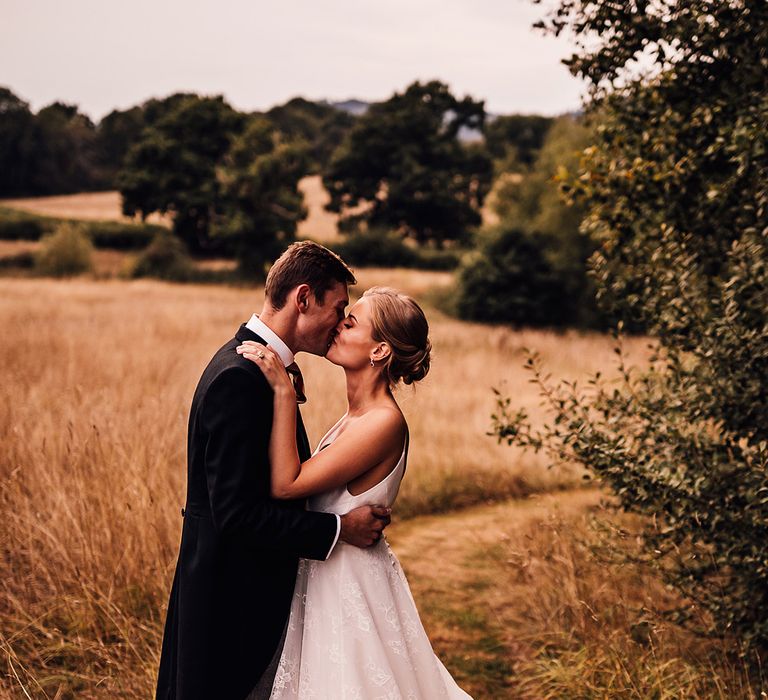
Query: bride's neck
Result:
<box><xmin>344</xmin><ymin>367</ymin><xmax>390</xmax><ymax>415</ymax></box>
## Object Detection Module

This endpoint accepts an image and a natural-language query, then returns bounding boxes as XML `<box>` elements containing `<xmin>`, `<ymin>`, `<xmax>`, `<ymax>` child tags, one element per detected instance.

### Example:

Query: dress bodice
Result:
<box><xmin>307</xmin><ymin>417</ymin><xmax>408</xmax><ymax>516</ymax></box>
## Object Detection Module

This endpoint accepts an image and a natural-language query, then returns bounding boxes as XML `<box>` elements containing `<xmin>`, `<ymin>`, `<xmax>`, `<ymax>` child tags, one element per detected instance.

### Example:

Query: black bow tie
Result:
<box><xmin>285</xmin><ymin>362</ymin><xmax>307</xmax><ymax>404</ymax></box>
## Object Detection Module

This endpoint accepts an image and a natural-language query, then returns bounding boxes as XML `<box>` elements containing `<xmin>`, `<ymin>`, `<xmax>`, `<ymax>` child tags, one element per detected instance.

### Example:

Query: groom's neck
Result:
<box><xmin>258</xmin><ymin>305</ymin><xmax>299</xmax><ymax>354</ymax></box>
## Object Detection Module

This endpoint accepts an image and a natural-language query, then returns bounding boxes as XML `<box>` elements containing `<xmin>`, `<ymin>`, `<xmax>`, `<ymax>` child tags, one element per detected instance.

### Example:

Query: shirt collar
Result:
<box><xmin>245</xmin><ymin>314</ymin><xmax>295</xmax><ymax>368</ymax></box>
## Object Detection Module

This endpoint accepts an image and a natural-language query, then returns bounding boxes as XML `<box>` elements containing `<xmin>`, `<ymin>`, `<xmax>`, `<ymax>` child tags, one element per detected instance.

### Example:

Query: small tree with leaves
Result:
<box><xmin>493</xmin><ymin>0</ymin><xmax>768</xmax><ymax>652</ymax></box>
<box><xmin>118</xmin><ymin>94</ymin><xmax>244</xmax><ymax>252</ymax></box>
<box><xmin>457</xmin><ymin>116</ymin><xmax>603</xmax><ymax>329</ymax></box>
<box><xmin>213</xmin><ymin>118</ymin><xmax>308</xmax><ymax>278</ymax></box>
<box><xmin>324</xmin><ymin>80</ymin><xmax>493</xmax><ymax>247</ymax></box>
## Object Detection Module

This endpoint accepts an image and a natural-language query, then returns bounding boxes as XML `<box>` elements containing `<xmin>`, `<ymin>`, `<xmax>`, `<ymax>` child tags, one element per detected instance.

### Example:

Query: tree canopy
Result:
<box><xmin>324</xmin><ymin>80</ymin><xmax>494</xmax><ymax>247</ymax></box>
<box><xmin>213</xmin><ymin>118</ymin><xmax>308</xmax><ymax>276</ymax></box>
<box><xmin>264</xmin><ymin>97</ymin><xmax>354</xmax><ymax>173</ymax></box>
<box><xmin>457</xmin><ymin>115</ymin><xmax>603</xmax><ymax>329</ymax></box>
<box><xmin>118</xmin><ymin>94</ymin><xmax>244</xmax><ymax>252</ymax></box>
<box><xmin>0</xmin><ymin>88</ymin><xmax>106</xmax><ymax>196</ymax></box>
<box><xmin>495</xmin><ymin>0</ymin><xmax>768</xmax><ymax>651</ymax></box>
<box><xmin>484</xmin><ymin>113</ymin><xmax>554</xmax><ymax>169</ymax></box>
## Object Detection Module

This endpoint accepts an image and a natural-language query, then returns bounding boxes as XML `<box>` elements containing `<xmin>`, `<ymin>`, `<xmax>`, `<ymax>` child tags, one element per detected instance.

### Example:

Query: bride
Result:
<box><xmin>237</xmin><ymin>286</ymin><xmax>472</xmax><ymax>699</ymax></box>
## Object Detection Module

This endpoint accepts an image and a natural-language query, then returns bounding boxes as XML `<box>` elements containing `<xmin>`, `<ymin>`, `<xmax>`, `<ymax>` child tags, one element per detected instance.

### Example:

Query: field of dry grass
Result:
<box><xmin>0</xmin><ymin>240</ymin><xmax>39</xmax><ymax>257</ymax></box>
<box><xmin>4</xmin><ymin>275</ymin><xmax>753</xmax><ymax>698</ymax></box>
<box><xmin>0</xmin><ymin>191</ymin><xmax>172</xmax><ymax>228</ymax></box>
<box><xmin>392</xmin><ymin>493</ymin><xmax>760</xmax><ymax>699</ymax></box>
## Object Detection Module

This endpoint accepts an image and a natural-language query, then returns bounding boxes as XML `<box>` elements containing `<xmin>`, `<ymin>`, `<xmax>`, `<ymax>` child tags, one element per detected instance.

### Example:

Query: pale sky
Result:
<box><xmin>1</xmin><ymin>0</ymin><xmax>585</xmax><ymax>121</ymax></box>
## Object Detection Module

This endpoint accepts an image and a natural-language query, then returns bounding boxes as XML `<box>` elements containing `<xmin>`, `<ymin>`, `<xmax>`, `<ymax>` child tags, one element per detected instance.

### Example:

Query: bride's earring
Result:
<box><xmin>370</xmin><ymin>358</ymin><xmax>375</xmax><ymax>367</ymax></box>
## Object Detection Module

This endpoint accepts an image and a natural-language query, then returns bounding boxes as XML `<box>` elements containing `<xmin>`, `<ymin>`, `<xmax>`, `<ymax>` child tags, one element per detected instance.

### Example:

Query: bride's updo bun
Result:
<box><xmin>362</xmin><ymin>286</ymin><xmax>431</xmax><ymax>387</ymax></box>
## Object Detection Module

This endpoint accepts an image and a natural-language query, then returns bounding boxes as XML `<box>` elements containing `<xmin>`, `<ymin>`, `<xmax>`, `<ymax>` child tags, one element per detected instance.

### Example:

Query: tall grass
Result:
<box><xmin>0</xmin><ymin>277</ymin><xmax>650</xmax><ymax>697</ymax></box>
<box><xmin>391</xmin><ymin>493</ymin><xmax>764</xmax><ymax>699</ymax></box>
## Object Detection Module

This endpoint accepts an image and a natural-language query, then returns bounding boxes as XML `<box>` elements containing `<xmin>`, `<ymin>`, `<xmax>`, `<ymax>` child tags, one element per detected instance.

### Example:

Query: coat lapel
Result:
<box><xmin>234</xmin><ymin>324</ymin><xmax>311</xmax><ymax>461</ymax></box>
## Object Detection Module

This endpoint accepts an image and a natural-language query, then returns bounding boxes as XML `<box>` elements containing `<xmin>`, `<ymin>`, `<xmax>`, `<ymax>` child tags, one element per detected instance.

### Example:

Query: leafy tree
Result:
<box><xmin>0</xmin><ymin>90</ymin><xmax>104</xmax><ymax>196</ymax></box>
<box><xmin>0</xmin><ymin>87</ymin><xmax>38</xmax><ymax>196</ymax></box>
<box><xmin>141</xmin><ymin>92</ymin><xmax>202</xmax><ymax>126</ymax></box>
<box><xmin>214</xmin><ymin>118</ymin><xmax>308</xmax><ymax>277</ymax></box>
<box><xmin>94</xmin><ymin>106</ymin><xmax>146</xmax><ymax>186</ymax></box>
<box><xmin>494</xmin><ymin>0</ymin><xmax>768</xmax><ymax>651</ymax></box>
<box><xmin>492</xmin><ymin>116</ymin><xmax>588</xmax><ymax>234</ymax></box>
<box><xmin>264</xmin><ymin>97</ymin><xmax>355</xmax><ymax>173</ymax></box>
<box><xmin>118</xmin><ymin>94</ymin><xmax>244</xmax><ymax>252</ymax></box>
<box><xmin>324</xmin><ymin>80</ymin><xmax>494</xmax><ymax>247</ymax></box>
<box><xmin>455</xmin><ymin>228</ymin><xmax>571</xmax><ymax>326</ymax></box>
<box><xmin>34</xmin><ymin>102</ymin><xmax>101</xmax><ymax>194</ymax></box>
<box><xmin>485</xmin><ymin>113</ymin><xmax>553</xmax><ymax>169</ymax></box>
<box><xmin>457</xmin><ymin>116</ymin><xmax>604</xmax><ymax>329</ymax></box>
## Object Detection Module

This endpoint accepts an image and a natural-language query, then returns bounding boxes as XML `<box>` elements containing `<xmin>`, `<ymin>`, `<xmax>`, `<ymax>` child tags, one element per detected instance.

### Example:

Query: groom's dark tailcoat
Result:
<box><xmin>156</xmin><ymin>325</ymin><xmax>339</xmax><ymax>700</ymax></box>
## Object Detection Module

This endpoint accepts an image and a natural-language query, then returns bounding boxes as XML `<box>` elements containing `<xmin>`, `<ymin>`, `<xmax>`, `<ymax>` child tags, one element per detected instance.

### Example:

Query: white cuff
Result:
<box><xmin>324</xmin><ymin>514</ymin><xmax>341</xmax><ymax>560</ymax></box>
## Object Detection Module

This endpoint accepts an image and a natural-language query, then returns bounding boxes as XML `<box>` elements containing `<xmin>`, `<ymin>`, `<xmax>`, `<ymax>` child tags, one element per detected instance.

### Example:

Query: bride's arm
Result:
<box><xmin>238</xmin><ymin>341</ymin><xmax>405</xmax><ymax>500</ymax></box>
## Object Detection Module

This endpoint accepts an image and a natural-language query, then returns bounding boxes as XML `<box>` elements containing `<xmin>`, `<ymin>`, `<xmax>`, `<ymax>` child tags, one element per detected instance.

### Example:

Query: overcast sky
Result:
<box><xmin>2</xmin><ymin>0</ymin><xmax>585</xmax><ymax>121</ymax></box>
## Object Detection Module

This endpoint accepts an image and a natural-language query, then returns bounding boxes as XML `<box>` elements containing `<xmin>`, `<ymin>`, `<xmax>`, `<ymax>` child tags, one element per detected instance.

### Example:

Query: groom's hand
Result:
<box><xmin>340</xmin><ymin>505</ymin><xmax>391</xmax><ymax>548</ymax></box>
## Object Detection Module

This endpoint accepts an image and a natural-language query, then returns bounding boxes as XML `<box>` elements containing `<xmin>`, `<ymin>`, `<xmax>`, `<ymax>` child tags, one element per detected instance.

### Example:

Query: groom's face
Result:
<box><xmin>299</xmin><ymin>281</ymin><xmax>350</xmax><ymax>356</ymax></box>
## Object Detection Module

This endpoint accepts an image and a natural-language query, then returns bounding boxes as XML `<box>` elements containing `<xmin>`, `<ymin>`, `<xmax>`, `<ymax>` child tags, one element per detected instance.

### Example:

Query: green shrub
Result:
<box><xmin>0</xmin><ymin>251</ymin><xmax>35</xmax><ymax>270</ymax></box>
<box><xmin>454</xmin><ymin>228</ymin><xmax>571</xmax><ymax>327</ymax></box>
<box><xmin>35</xmin><ymin>223</ymin><xmax>94</xmax><ymax>277</ymax></box>
<box><xmin>494</xmin><ymin>0</ymin><xmax>768</xmax><ymax>653</ymax></box>
<box><xmin>86</xmin><ymin>221</ymin><xmax>164</xmax><ymax>250</ymax></box>
<box><xmin>330</xmin><ymin>229</ymin><xmax>460</xmax><ymax>270</ymax></box>
<box><xmin>130</xmin><ymin>233</ymin><xmax>194</xmax><ymax>281</ymax></box>
<box><xmin>0</xmin><ymin>208</ymin><xmax>48</xmax><ymax>241</ymax></box>
<box><xmin>0</xmin><ymin>206</ymin><xmax>166</xmax><ymax>250</ymax></box>
<box><xmin>413</xmin><ymin>247</ymin><xmax>462</xmax><ymax>271</ymax></box>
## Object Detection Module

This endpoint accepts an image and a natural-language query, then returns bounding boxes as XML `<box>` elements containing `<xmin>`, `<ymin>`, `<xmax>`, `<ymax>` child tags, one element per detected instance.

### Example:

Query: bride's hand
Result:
<box><xmin>236</xmin><ymin>341</ymin><xmax>294</xmax><ymax>397</ymax></box>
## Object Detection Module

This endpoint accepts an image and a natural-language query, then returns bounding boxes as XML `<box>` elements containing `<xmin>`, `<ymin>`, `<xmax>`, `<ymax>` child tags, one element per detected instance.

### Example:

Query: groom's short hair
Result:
<box><xmin>265</xmin><ymin>241</ymin><xmax>356</xmax><ymax>309</ymax></box>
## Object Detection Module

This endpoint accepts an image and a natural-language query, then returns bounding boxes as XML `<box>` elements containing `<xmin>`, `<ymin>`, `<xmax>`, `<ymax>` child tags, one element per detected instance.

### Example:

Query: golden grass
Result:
<box><xmin>296</xmin><ymin>175</ymin><xmax>340</xmax><ymax>241</ymax></box>
<box><xmin>390</xmin><ymin>492</ymin><xmax>762</xmax><ymax>699</ymax></box>
<box><xmin>0</xmin><ymin>240</ymin><xmax>39</xmax><ymax>257</ymax></box>
<box><xmin>0</xmin><ymin>191</ymin><xmax>171</xmax><ymax>227</ymax></box>
<box><xmin>0</xmin><ymin>276</ymin><xmax>652</xmax><ymax>697</ymax></box>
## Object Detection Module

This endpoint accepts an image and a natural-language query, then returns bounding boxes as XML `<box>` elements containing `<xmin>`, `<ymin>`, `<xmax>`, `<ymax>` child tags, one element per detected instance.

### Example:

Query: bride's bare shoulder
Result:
<box><xmin>354</xmin><ymin>404</ymin><xmax>406</xmax><ymax>454</ymax></box>
<box><xmin>362</xmin><ymin>402</ymin><xmax>406</xmax><ymax>433</ymax></box>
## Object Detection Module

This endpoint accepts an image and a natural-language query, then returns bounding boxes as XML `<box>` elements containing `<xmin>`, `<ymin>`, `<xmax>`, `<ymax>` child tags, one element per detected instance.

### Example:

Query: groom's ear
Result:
<box><xmin>294</xmin><ymin>284</ymin><xmax>312</xmax><ymax>312</ymax></box>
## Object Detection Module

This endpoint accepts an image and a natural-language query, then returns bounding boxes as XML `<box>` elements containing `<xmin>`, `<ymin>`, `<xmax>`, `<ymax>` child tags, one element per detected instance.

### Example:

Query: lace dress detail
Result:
<box><xmin>270</xmin><ymin>420</ymin><xmax>473</xmax><ymax>699</ymax></box>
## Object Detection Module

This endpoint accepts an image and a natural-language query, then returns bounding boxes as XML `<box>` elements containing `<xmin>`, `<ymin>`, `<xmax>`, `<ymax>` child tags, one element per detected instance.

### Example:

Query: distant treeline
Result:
<box><xmin>1</xmin><ymin>82</ymin><xmax>609</xmax><ymax>331</ymax></box>
<box><xmin>0</xmin><ymin>85</ymin><xmax>553</xmax><ymax>199</ymax></box>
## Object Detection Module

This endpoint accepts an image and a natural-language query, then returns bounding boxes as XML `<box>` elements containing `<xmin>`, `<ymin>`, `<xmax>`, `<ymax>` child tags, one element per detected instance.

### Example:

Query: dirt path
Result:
<box><xmin>387</xmin><ymin>489</ymin><xmax>605</xmax><ymax>698</ymax></box>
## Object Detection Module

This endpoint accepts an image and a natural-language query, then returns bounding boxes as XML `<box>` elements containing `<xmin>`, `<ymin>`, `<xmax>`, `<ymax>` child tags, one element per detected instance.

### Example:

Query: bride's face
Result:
<box><xmin>325</xmin><ymin>297</ymin><xmax>384</xmax><ymax>369</ymax></box>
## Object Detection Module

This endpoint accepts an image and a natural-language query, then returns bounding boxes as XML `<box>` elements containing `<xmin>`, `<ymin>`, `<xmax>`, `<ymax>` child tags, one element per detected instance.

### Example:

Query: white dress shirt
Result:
<box><xmin>245</xmin><ymin>314</ymin><xmax>341</xmax><ymax>560</ymax></box>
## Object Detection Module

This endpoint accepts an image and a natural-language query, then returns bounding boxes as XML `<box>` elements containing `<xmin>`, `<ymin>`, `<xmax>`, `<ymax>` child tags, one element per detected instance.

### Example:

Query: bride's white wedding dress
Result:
<box><xmin>270</xmin><ymin>420</ymin><xmax>473</xmax><ymax>699</ymax></box>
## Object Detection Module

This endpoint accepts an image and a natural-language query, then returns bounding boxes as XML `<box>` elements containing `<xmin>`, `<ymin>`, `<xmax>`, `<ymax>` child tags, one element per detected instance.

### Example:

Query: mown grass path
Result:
<box><xmin>388</xmin><ymin>489</ymin><xmax>604</xmax><ymax>699</ymax></box>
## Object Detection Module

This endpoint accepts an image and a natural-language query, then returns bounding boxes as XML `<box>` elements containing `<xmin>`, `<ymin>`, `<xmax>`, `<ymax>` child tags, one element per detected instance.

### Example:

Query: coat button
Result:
<box><xmin>181</xmin><ymin>507</ymin><xmax>186</xmax><ymax>517</ymax></box>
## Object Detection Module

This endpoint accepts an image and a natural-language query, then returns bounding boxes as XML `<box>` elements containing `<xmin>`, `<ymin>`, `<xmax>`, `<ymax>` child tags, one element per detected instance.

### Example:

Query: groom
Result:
<box><xmin>156</xmin><ymin>242</ymin><xmax>391</xmax><ymax>700</ymax></box>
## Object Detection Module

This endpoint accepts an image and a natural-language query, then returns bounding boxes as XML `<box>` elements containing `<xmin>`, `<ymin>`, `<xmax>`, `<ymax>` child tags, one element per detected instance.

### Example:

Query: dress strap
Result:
<box><xmin>316</xmin><ymin>416</ymin><xmax>347</xmax><ymax>452</ymax></box>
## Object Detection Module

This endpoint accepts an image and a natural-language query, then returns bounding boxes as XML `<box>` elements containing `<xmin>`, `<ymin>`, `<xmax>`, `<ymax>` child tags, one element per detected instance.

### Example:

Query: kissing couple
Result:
<box><xmin>156</xmin><ymin>241</ymin><xmax>473</xmax><ymax>699</ymax></box>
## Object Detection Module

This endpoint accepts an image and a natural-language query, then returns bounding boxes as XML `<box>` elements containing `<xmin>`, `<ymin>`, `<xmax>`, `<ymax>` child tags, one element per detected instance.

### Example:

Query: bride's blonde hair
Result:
<box><xmin>362</xmin><ymin>287</ymin><xmax>431</xmax><ymax>388</ymax></box>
